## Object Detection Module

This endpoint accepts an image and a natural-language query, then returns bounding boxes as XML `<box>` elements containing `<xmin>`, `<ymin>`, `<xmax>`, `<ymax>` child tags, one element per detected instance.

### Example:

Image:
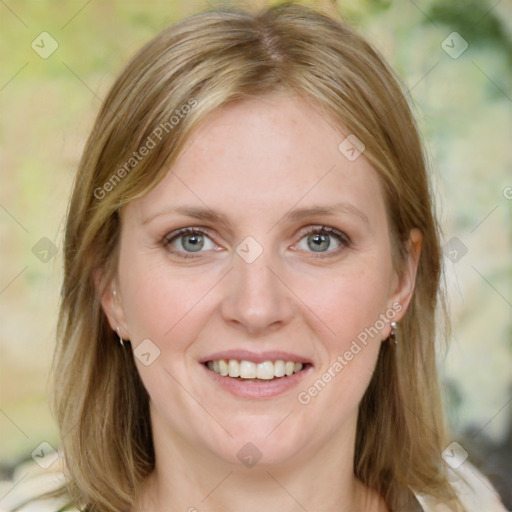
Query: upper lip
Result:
<box><xmin>199</xmin><ymin>349</ymin><xmax>313</xmax><ymax>365</ymax></box>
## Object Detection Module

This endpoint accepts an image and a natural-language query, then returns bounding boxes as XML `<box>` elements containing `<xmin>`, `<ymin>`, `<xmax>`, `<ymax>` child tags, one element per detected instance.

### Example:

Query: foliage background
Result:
<box><xmin>0</xmin><ymin>0</ymin><xmax>511</xmax><ymax>508</ymax></box>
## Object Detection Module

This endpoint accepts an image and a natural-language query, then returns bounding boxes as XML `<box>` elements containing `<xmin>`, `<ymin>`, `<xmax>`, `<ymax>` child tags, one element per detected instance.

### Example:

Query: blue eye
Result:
<box><xmin>163</xmin><ymin>226</ymin><xmax>350</xmax><ymax>259</ymax></box>
<box><xmin>296</xmin><ymin>226</ymin><xmax>351</xmax><ymax>256</ymax></box>
<box><xmin>164</xmin><ymin>228</ymin><xmax>216</xmax><ymax>258</ymax></box>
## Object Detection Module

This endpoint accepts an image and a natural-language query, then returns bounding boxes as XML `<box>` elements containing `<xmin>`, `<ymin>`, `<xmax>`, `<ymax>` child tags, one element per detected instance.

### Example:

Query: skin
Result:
<box><xmin>99</xmin><ymin>92</ymin><xmax>422</xmax><ymax>512</ymax></box>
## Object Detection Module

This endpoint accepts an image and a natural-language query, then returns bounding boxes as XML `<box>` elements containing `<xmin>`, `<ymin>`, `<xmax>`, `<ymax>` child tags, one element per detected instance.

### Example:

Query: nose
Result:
<box><xmin>221</xmin><ymin>244</ymin><xmax>295</xmax><ymax>335</ymax></box>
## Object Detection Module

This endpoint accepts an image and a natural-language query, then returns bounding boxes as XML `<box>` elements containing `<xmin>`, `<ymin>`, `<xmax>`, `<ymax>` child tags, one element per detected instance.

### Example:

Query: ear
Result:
<box><xmin>93</xmin><ymin>267</ymin><xmax>130</xmax><ymax>340</ymax></box>
<box><xmin>383</xmin><ymin>228</ymin><xmax>423</xmax><ymax>335</ymax></box>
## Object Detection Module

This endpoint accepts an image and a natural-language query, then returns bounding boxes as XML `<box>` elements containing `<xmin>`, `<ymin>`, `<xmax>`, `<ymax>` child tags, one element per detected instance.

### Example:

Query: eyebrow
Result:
<box><xmin>142</xmin><ymin>202</ymin><xmax>369</xmax><ymax>227</ymax></box>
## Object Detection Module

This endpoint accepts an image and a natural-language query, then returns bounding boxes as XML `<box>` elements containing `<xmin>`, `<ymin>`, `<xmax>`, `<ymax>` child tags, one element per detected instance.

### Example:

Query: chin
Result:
<box><xmin>215</xmin><ymin>440</ymin><xmax>301</xmax><ymax>469</ymax></box>
<box><xmin>210</xmin><ymin>422</ymin><xmax>309</xmax><ymax>468</ymax></box>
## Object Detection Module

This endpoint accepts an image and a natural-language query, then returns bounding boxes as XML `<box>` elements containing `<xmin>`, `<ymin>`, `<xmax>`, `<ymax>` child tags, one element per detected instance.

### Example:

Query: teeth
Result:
<box><xmin>274</xmin><ymin>360</ymin><xmax>285</xmax><ymax>377</ymax></box>
<box><xmin>228</xmin><ymin>359</ymin><xmax>240</xmax><ymax>377</ymax></box>
<box><xmin>219</xmin><ymin>359</ymin><xmax>229</xmax><ymax>376</ymax></box>
<box><xmin>206</xmin><ymin>359</ymin><xmax>305</xmax><ymax>379</ymax></box>
<box><xmin>256</xmin><ymin>361</ymin><xmax>274</xmax><ymax>380</ymax></box>
<box><xmin>240</xmin><ymin>360</ymin><xmax>256</xmax><ymax>378</ymax></box>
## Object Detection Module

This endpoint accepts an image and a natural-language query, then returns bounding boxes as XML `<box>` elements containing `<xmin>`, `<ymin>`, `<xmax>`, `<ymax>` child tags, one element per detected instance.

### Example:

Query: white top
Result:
<box><xmin>0</xmin><ymin>457</ymin><xmax>509</xmax><ymax>512</ymax></box>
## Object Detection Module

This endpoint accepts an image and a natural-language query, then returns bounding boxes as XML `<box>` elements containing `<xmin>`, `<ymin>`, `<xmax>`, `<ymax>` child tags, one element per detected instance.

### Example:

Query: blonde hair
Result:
<box><xmin>42</xmin><ymin>2</ymin><xmax>463</xmax><ymax>510</ymax></box>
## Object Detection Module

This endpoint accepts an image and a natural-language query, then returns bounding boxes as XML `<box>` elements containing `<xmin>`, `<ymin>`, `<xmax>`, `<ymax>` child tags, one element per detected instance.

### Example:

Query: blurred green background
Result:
<box><xmin>0</xmin><ymin>0</ymin><xmax>511</xmax><ymax>507</ymax></box>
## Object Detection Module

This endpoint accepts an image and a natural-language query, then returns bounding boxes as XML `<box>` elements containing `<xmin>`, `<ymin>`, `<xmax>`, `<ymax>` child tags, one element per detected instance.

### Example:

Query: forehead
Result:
<box><xmin>128</xmin><ymin>93</ymin><xmax>386</xmax><ymax>227</ymax></box>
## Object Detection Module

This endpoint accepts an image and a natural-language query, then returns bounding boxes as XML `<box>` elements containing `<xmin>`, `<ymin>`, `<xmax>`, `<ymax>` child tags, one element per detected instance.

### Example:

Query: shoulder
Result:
<box><xmin>0</xmin><ymin>458</ymin><xmax>80</xmax><ymax>512</ymax></box>
<box><xmin>411</xmin><ymin>460</ymin><xmax>509</xmax><ymax>512</ymax></box>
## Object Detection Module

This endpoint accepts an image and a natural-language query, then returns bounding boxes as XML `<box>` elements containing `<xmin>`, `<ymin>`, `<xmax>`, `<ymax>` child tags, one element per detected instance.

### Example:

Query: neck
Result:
<box><xmin>133</xmin><ymin>404</ymin><xmax>388</xmax><ymax>512</ymax></box>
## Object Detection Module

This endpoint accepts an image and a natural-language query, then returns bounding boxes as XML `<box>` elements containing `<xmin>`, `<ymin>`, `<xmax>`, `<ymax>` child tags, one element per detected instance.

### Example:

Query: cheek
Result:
<box><xmin>295</xmin><ymin>261</ymin><xmax>390</xmax><ymax>401</ymax></box>
<box><xmin>122</xmin><ymin>267</ymin><xmax>211</xmax><ymax>342</ymax></box>
<box><xmin>301</xmin><ymin>262</ymin><xmax>392</xmax><ymax>347</ymax></box>
<box><xmin>118</xmin><ymin>243</ymin><xmax>226</xmax><ymax>367</ymax></box>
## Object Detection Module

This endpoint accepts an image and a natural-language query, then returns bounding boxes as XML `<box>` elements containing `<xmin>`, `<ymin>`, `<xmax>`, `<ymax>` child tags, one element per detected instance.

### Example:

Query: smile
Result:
<box><xmin>201</xmin><ymin>358</ymin><xmax>312</xmax><ymax>398</ymax></box>
<box><xmin>205</xmin><ymin>359</ymin><xmax>308</xmax><ymax>380</ymax></box>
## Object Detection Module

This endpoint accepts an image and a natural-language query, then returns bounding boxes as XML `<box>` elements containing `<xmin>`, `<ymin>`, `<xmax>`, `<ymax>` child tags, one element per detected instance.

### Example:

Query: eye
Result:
<box><xmin>163</xmin><ymin>225</ymin><xmax>351</xmax><ymax>260</ymax></box>
<box><xmin>164</xmin><ymin>228</ymin><xmax>218</xmax><ymax>259</ymax></box>
<box><xmin>295</xmin><ymin>225</ymin><xmax>351</xmax><ymax>256</ymax></box>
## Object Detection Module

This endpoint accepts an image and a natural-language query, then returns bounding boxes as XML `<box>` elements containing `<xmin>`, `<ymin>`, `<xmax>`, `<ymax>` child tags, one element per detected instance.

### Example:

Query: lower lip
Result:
<box><xmin>201</xmin><ymin>363</ymin><xmax>312</xmax><ymax>399</ymax></box>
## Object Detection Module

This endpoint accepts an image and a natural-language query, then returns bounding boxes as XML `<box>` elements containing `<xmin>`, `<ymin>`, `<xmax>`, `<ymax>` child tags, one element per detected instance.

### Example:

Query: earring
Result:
<box><xmin>116</xmin><ymin>325</ymin><xmax>125</xmax><ymax>347</ymax></box>
<box><xmin>389</xmin><ymin>321</ymin><xmax>398</xmax><ymax>345</ymax></box>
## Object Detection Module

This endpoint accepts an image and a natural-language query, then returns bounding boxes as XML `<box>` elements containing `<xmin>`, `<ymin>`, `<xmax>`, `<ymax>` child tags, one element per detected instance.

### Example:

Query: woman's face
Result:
<box><xmin>103</xmin><ymin>92</ymin><xmax>420</xmax><ymax>468</ymax></box>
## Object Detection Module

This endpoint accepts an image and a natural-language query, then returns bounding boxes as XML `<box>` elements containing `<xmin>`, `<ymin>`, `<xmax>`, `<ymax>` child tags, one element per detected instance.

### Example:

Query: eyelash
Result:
<box><xmin>163</xmin><ymin>226</ymin><xmax>351</xmax><ymax>260</ymax></box>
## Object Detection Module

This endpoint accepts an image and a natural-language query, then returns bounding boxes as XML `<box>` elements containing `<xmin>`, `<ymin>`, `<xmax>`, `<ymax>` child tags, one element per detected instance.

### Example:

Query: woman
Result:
<box><xmin>4</xmin><ymin>2</ymin><xmax>508</xmax><ymax>511</ymax></box>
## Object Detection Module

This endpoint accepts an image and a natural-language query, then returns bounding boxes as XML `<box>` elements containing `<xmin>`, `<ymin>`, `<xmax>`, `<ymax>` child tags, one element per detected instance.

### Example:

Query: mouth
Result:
<box><xmin>203</xmin><ymin>359</ymin><xmax>313</xmax><ymax>382</ymax></box>
<box><xmin>199</xmin><ymin>351</ymin><xmax>313</xmax><ymax>398</ymax></box>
